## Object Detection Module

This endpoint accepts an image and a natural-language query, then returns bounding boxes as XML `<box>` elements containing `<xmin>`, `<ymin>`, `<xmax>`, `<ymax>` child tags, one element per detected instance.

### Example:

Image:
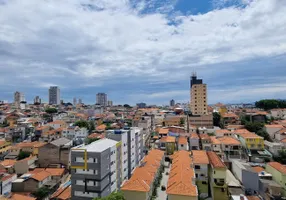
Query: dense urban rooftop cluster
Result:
<box><xmin>0</xmin><ymin>76</ymin><xmax>286</xmax><ymax>200</ymax></box>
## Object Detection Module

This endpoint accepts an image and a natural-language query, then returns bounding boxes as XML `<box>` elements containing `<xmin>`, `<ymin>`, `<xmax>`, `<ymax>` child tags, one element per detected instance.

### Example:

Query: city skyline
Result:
<box><xmin>0</xmin><ymin>0</ymin><xmax>286</xmax><ymax>105</ymax></box>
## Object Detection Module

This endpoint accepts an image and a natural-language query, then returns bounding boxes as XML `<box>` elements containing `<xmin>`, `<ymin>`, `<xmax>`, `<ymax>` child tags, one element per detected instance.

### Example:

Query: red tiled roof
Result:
<box><xmin>267</xmin><ymin>162</ymin><xmax>286</xmax><ymax>174</ymax></box>
<box><xmin>207</xmin><ymin>151</ymin><xmax>226</xmax><ymax>169</ymax></box>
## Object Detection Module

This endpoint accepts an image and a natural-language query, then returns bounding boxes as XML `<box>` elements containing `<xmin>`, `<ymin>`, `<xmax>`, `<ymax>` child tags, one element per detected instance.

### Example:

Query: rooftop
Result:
<box><xmin>178</xmin><ymin>136</ymin><xmax>188</xmax><ymax>145</ymax></box>
<box><xmin>267</xmin><ymin>162</ymin><xmax>286</xmax><ymax>174</ymax></box>
<box><xmin>207</xmin><ymin>151</ymin><xmax>226</xmax><ymax>169</ymax></box>
<box><xmin>217</xmin><ymin>136</ymin><xmax>241</xmax><ymax>145</ymax></box>
<box><xmin>192</xmin><ymin>150</ymin><xmax>209</xmax><ymax>164</ymax></box>
<box><xmin>72</xmin><ymin>138</ymin><xmax>118</xmax><ymax>152</ymax></box>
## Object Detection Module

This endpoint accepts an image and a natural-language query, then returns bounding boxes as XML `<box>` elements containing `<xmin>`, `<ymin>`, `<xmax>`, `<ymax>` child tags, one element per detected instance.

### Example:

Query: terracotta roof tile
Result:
<box><xmin>159</xmin><ymin>128</ymin><xmax>169</xmax><ymax>135</ymax></box>
<box><xmin>45</xmin><ymin>168</ymin><xmax>65</xmax><ymax>176</ymax></box>
<box><xmin>88</xmin><ymin>133</ymin><xmax>105</xmax><ymax>139</ymax></box>
<box><xmin>51</xmin><ymin>185</ymin><xmax>71</xmax><ymax>200</ymax></box>
<box><xmin>217</xmin><ymin>136</ymin><xmax>241</xmax><ymax>145</ymax></box>
<box><xmin>246</xmin><ymin>196</ymin><xmax>260</xmax><ymax>200</ymax></box>
<box><xmin>199</xmin><ymin>134</ymin><xmax>210</xmax><ymax>140</ymax></box>
<box><xmin>222</xmin><ymin>113</ymin><xmax>238</xmax><ymax>118</ymax></box>
<box><xmin>167</xmin><ymin>150</ymin><xmax>197</xmax><ymax>197</ymax></box>
<box><xmin>210</xmin><ymin>136</ymin><xmax>221</xmax><ymax>145</ymax></box>
<box><xmin>239</xmin><ymin>132</ymin><xmax>263</xmax><ymax>139</ymax></box>
<box><xmin>96</xmin><ymin>124</ymin><xmax>106</xmax><ymax>131</ymax></box>
<box><xmin>207</xmin><ymin>151</ymin><xmax>226</xmax><ymax>169</ymax></box>
<box><xmin>190</xmin><ymin>133</ymin><xmax>199</xmax><ymax>139</ymax></box>
<box><xmin>0</xmin><ymin>159</ymin><xmax>17</xmax><ymax>167</ymax></box>
<box><xmin>192</xmin><ymin>150</ymin><xmax>209</xmax><ymax>164</ymax></box>
<box><xmin>11</xmin><ymin>194</ymin><xmax>36</xmax><ymax>200</ymax></box>
<box><xmin>178</xmin><ymin>137</ymin><xmax>188</xmax><ymax>145</ymax></box>
<box><xmin>252</xmin><ymin>166</ymin><xmax>264</xmax><ymax>173</ymax></box>
<box><xmin>265</xmin><ymin>124</ymin><xmax>284</xmax><ymax>129</ymax></box>
<box><xmin>31</xmin><ymin>170</ymin><xmax>50</xmax><ymax>181</ymax></box>
<box><xmin>267</xmin><ymin>162</ymin><xmax>286</xmax><ymax>174</ymax></box>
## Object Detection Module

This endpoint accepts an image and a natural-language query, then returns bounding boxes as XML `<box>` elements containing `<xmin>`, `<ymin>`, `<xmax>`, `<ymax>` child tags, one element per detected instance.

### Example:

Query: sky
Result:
<box><xmin>0</xmin><ymin>0</ymin><xmax>286</xmax><ymax>105</ymax></box>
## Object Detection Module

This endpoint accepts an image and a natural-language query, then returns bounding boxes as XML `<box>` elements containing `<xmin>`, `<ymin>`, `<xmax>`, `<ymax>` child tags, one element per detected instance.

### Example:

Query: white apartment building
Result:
<box><xmin>96</xmin><ymin>93</ymin><xmax>107</xmax><ymax>106</ymax></box>
<box><xmin>62</xmin><ymin>126</ymin><xmax>88</xmax><ymax>140</ymax></box>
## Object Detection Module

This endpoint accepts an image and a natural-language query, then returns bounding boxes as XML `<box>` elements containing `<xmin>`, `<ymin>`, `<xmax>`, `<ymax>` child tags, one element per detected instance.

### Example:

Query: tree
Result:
<box><xmin>74</xmin><ymin>120</ymin><xmax>89</xmax><ymax>129</ymax></box>
<box><xmin>93</xmin><ymin>192</ymin><xmax>125</xmax><ymax>200</ymax></box>
<box><xmin>180</xmin><ymin>118</ymin><xmax>185</xmax><ymax>125</ymax></box>
<box><xmin>18</xmin><ymin>151</ymin><xmax>31</xmax><ymax>160</ymax></box>
<box><xmin>32</xmin><ymin>187</ymin><xmax>50</xmax><ymax>199</ymax></box>
<box><xmin>255</xmin><ymin>99</ymin><xmax>286</xmax><ymax>110</ymax></box>
<box><xmin>244</xmin><ymin>122</ymin><xmax>264</xmax><ymax>133</ymax></box>
<box><xmin>273</xmin><ymin>149</ymin><xmax>286</xmax><ymax>164</ymax></box>
<box><xmin>0</xmin><ymin>119</ymin><xmax>9</xmax><ymax>127</ymax></box>
<box><xmin>213</xmin><ymin>112</ymin><xmax>221</xmax><ymax>127</ymax></box>
<box><xmin>89</xmin><ymin>121</ymin><xmax>95</xmax><ymax>132</ymax></box>
<box><xmin>257</xmin><ymin>129</ymin><xmax>272</xmax><ymax>142</ymax></box>
<box><xmin>123</xmin><ymin>104</ymin><xmax>131</xmax><ymax>108</ymax></box>
<box><xmin>45</xmin><ymin>108</ymin><xmax>58</xmax><ymax>114</ymax></box>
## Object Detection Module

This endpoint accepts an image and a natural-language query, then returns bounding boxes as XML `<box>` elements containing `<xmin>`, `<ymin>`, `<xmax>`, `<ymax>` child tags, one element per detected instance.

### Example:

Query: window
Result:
<box><xmin>181</xmin><ymin>144</ymin><xmax>184</xmax><ymax>147</ymax></box>
<box><xmin>95</xmin><ymin>170</ymin><xmax>98</xmax><ymax>175</ymax></box>
<box><xmin>194</xmin><ymin>165</ymin><xmax>201</xmax><ymax>170</ymax></box>
<box><xmin>200</xmin><ymin>174</ymin><xmax>204</xmax><ymax>177</ymax></box>
<box><xmin>202</xmin><ymin>181</ymin><xmax>207</xmax><ymax>185</ymax></box>
<box><xmin>214</xmin><ymin>170</ymin><xmax>216</xmax><ymax>174</ymax></box>
<box><xmin>94</xmin><ymin>158</ymin><xmax>98</xmax><ymax>163</ymax></box>
<box><xmin>225</xmin><ymin>145</ymin><xmax>228</xmax><ymax>148</ymax></box>
<box><xmin>195</xmin><ymin>174</ymin><xmax>198</xmax><ymax>178</ymax></box>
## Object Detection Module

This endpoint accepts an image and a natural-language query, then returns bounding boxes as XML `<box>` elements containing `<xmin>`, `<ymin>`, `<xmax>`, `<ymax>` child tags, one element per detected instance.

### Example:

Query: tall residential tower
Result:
<box><xmin>96</xmin><ymin>93</ymin><xmax>107</xmax><ymax>106</ymax></box>
<box><xmin>49</xmin><ymin>86</ymin><xmax>60</xmax><ymax>105</ymax></box>
<box><xmin>190</xmin><ymin>73</ymin><xmax>208</xmax><ymax>115</ymax></box>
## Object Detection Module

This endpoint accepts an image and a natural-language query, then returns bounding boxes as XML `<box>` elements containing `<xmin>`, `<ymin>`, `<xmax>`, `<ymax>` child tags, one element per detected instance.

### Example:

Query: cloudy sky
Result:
<box><xmin>0</xmin><ymin>0</ymin><xmax>286</xmax><ymax>105</ymax></box>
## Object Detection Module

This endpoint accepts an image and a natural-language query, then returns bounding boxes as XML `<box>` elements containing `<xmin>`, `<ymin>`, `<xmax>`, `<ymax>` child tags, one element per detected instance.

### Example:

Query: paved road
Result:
<box><xmin>156</xmin><ymin>163</ymin><xmax>171</xmax><ymax>200</ymax></box>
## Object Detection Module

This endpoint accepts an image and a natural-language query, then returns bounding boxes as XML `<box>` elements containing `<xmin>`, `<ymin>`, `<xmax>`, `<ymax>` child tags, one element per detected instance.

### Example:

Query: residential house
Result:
<box><xmin>270</xmin><ymin>109</ymin><xmax>286</xmax><ymax>119</ymax></box>
<box><xmin>221</xmin><ymin>113</ymin><xmax>240</xmax><ymax>126</ymax></box>
<box><xmin>207</xmin><ymin>151</ymin><xmax>228</xmax><ymax>200</ymax></box>
<box><xmin>158</xmin><ymin>128</ymin><xmax>168</xmax><ymax>138</ymax></box>
<box><xmin>236</xmin><ymin>131</ymin><xmax>264</xmax><ymax>151</ymax></box>
<box><xmin>163</xmin><ymin>115</ymin><xmax>182</xmax><ymax>127</ymax></box>
<box><xmin>217</xmin><ymin>136</ymin><xmax>242</xmax><ymax>159</ymax></box>
<box><xmin>177</xmin><ymin>136</ymin><xmax>188</xmax><ymax>151</ymax></box>
<box><xmin>167</xmin><ymin>150</ymin><xmax>198</xmax><ymax>200</ymax></box>
<box><xmin>189</xmin><ymin>133</ymin><xmax>200</xmax><ymax>150</ymax></box>
<box><xmin>192</xmin><ymin>150</ymin><xmax>209</xmax><ymax>199</ymax></box>
<box><xmin>40</xmin><ymin>129</ymin><xmax>61</xmax><ymax>142</ymax></box>
<box><xmin>47</xmin><ymin>120</ymin><xmax>67</xmax><ymax>129</ymax></box>
<box><xmin>265</xmin><ymin>162</ymin><xmax>286</xmax><ymax>197</ymax></box>
<box><xmin>38</xmin><ymin>137</ymin><xmax>72</xmax><ymax>168</ymax></box>
<box><xmin>0</xmin><ymin>173</ymin><xmax>17</xmax><ymax>196</ymax></box>
<box><xmin>32</xmin><ymin>168</ymin><xmax>67</xmax><ymax>188</ymax></box>
<box><xmin>51</xmin><ymin>183</ymin><xmax>71</xmax><ymax>200</ymax></box>
<box><xmin>265</xmin><ymin>124</ymin><xmax>284</xmax><ymax>139</ymax></box>
<box><xmin>159</xmin><ymin>136</ymin><xmax>176</xmax><ymax>155</ymax></box>
<box><xmin>62</xmin><ymin>126</ymin><xmax>88</xmax><ymax>141</ymax></box>
<box><xmin>273</xmin><ymin>128</ymin><xmax>286</xmax><ymax>142</ymax></box>
<box><xmin>210</xmin><ymin>136</ymin><xmax>222</xmax><ymax>156</ymax></box>
<box><xmin>0</xmin><ymin>160</ymin><xmax>16</xmax><ymax>173</ymax></box>
<box><xmin>264</xmin><ymin>141</ymin><xmax>282</xmax><ymax>156</ymax></box>
<box><xmin>215</xmin><ymin>129</ymin><xmax>233</xmax><ymax>137</ymax></box>
<box><xmin>14</xmin><ymin>156</ymin><xmax>37</xmax><ymax>175</ymax></box>
<box><xmin>71</xmin><ymin>138</ymin><xmax>120</xmax><ymax>199</ymax></box>
<box><xmin>121</xmin><ymin>149</ymin><xmax>164</xmax><ymax>200</ymax></box>
<box><xmin>189</xmin><ymin>115</ymin><xmax>213</xmax><ymax>129</ymax></box>
<box><xmin>12</xmin><ymin>170</ymin><xmax>52</xmax><ymax>192</ymax></box>
<box><xmin>199</xmin><ymin>134</ymin><xmax>211</xmax><ymax>151</ymax></box>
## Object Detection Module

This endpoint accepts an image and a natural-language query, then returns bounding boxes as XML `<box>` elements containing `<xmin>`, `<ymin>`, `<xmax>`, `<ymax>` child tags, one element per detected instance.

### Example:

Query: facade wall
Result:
<box><xmin>265</xmin><ymin>165</ymin><xmax>286</xmax><ymax>196</ymax></box>
<box><xmin>189</xmin><ymin>138</ymin><xmax>200</xmax><ymax>150</ymax></box>
<box><xmin>38</xmin><ymin>144</ymin><xmax>60</xmax><ymax>167</ymax></box>
<box><xmin>122</xmin><ymin>190</ymin><xmax>148</xmax><ymax>200</ymax></box>
<box><xmin>242</xmin><ymin>169</ymin><xmax>259</xmax><ymax>193</ymax></box>
<box><xmin>168</xmin><ymin>194</ymin><xmax>198</xmax><ymax>200</ymax></box>
<box><xmin>190</xmin><ymin>84</ymin><xmax>207</xmax><ymax>115</ymax></box>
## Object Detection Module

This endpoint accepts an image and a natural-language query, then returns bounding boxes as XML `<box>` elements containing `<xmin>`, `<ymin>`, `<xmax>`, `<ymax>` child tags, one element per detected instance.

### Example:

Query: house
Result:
<box><xmin>51</xmin><ymin>184</ymin><xmax>71</xmax><ymax>200</ymax></box>
<box><xmin>265</xmin><ymin>162</ymin><xmax>286</xmax><ymax>197</ymax></box>
<box><xmin>32</xmin><ymin>168</ymin><xmax>67</xmax><ymax>188</ymax></box>
<box><xmin>264</xmin><ymin>124</ymin><xmax>284</xmax><ymax>139</ymax></box>
<box><xmin>40</xmin><ymin>129</ymin><xmax>61</xmax><ymax>142</ymax></box>
<box><xmin>62</xmin><ymin>126</ymin><xmax>88</xmax><ymax>140</ymax></box>
<box><xmin>177</xmin><ymin>137</ymin><xmax>188</xmax><ymax>151</ymax></box>
<box><xmin>217</xmin><ymin>136</ymin><xmax>242</xmax><ymax>159</ymax></box>
<box><xmin>167</xmin><ymin>150</ymin><xmax>198</xmax><ymax>200</ymax></box>
<box><xmin>38</xmin><ymin>138</ymin><xmax>72</xmax><ymax>168</ymax></box>
<box><xmin>0</xmin><ymin>160</ymin><xmax>16</xmax><ymax>173</ymax></box>
<box><xmin>121</xmin><ymin>150</ymin><xmax>164</xmax><ymax>200</ymax></box>
<box><xmin>210</xmin><ymin>136</ymin><xmax>222</xmax><ymax>155</ymax></box>
<box><xmin>0</xmin><ymin>173</ymin><xmax>17</xmax><ymax>196</ymax></box>
<box><xmin>222</xmin><ymin>113</ymin><xmax>240</xmax><ymax>126</ymax></box>
<box><xmin>9</xmin><ymin>141</ymin><xmax>46</xmax><ymax>157</ymax></box>
<box><xmin>158</xmin><ymin>128</ymin><xmax>168</xmax><ymax>138</ymax></box>
<box><xmin>34</xmin><ymin>125</ymin><xmax>50</xmax><ymax>138</ymax></box>
<box><xmin>273</xmin><ymin>128</ymin><xmax>286</xmax><ymax>142</ymax></box>
<box><xmin>14</xmin><ymin>156</ymin><xmax>37</xmax><ymax>175</ymax></box>
<box><xmin>87</xmin><ymin>133</ymin><xmax>105</xmax><ymax>140</ymax></box>
<box><xmin>191</xmin><ymin>150</ymin><xmax>209</xmax><ymax>199</ymax></box>
<box><xmin>264</xmin><ymin>141</ymin><xmax>282</xmax><ymax>156</ymax></box>
<box><xmin>12</xmin><ymin>170</ymin><xmax>51</xmax><ymax>193</ymax></box>
<box><xmin>207</xmin><ymin>151</ymin><xmax>228</xmax><ymax>200</ymax></box>
<box><xmin>236</xmin><ymin>131</ymin><xmax>264</xmax><ymax>151</ymax></box>
<box><xmin>159</xmin><ymin>136</ymin><xmax>176</xmax><ymax>155</ymax></box>
<box><xmin>47</xmin><ymin>120</ymin><xmax>67</xmax><ymax>129</ymax></box>
<box><xmin>215</xmin><ymin>129</ymin><xmax>233</xmax><ymax>137</ymax></box>
<box><xmin>199</xmin><ymin>134</ymin><xmax>211</xmax><ymax>151</ymax></box>
<box><xmin>163</xmin><ymin>115</ymin><xmax>182</xmax><ymax>127</ymax></box>
<box><xmin>189</xmin><ymin>133</ymin><xmax>200</xmax><ymax>150</ymax></box>
<box><xmin>270</xmin><ymin>109</ymin><xmax>286</xmax><ymax>119</ymax></box>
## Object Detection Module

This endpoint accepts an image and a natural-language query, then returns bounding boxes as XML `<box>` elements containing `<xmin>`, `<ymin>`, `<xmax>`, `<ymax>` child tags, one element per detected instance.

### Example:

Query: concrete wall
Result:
<box><xmin>38</xmin><ymin>143</ymin><xmax>60</xmax><ymax>167</ymax></box>
<box><xmin>168</xmin><ymin>194</ymin><xmax>198</xmax><ymax>200</ymax></box>
<box><xmin>242</xmin><ymin>169</ymin><xmax>259</xmax><ymax>192</ymax></box>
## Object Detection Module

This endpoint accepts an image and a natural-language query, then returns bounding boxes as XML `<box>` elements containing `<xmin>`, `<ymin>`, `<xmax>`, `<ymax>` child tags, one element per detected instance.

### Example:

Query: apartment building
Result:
<box><xmin>167</xmin><ymin>150</ymin><xmax>198</xmax><ymax>200</ymax></box>
<box><xmin>190</xmin><ymin>73</ymin><xmax>207</xmax><ymax>115</ymax></box>
<box><xmin>192</xmin><ymin>150</ymin><xmax>209</xmax><ymax>199</ymax></box>
<box><xmin>265</xmin><ymin>162</ymin><xmax>286</xmax><ymax>197</ymax></box>
<box><xmin>49</xmin><ymin>86</ymin><xmax>60</xmax><ymax>105</ymax></box>
<box><xmin>106</xmin><ymin>127</ymin><xmax>144</xmax><ymax>179</ymax></box>
<box><xmin>207</xmin><ymin>151</ymin><xmax>228</xmax><ymax>200</ymax></box>
<box><xmin>62</xmin><ymin>126</ymin><xmax>88</xmax><ymax>140</ymax></box>
<box><xmin>264</xmin><ymin>141</ymin><xmax>282</xmax><ymax>156</ymax></box>
<box><xmin>71</xmin><ymin>138</ymin><xmax>120</xmax><ymax>200</ymax></box>
<box><xmin>121</xmin><ymin>149</ymin><xmax>164</xmax><ymax>200</ymax></box>
<box><xmin>0</xmin><ymin>173</ymin><xmax>17</xmax><ymax>196</ymax></box>
<box><xmin>96</xmin><ymin>93</ymin><xmax>107</xmax><ymax>106</ymax></box>
<box><xmin>189</xmin><ymin>114</ymin><xmax>213</xmax><ymax>129</ymax></box>
<box><xmin>217</xmin><ymin>136</ymin><xmax>242</xmax><ymax>159</ymax></box>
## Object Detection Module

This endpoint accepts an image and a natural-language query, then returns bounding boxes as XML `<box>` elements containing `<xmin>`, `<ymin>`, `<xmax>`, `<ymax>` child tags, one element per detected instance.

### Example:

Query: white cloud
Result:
<box><xmin>0</xmin><ymin>0</ymin><xmax>286</xmax><ymax>103</ymax></box>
